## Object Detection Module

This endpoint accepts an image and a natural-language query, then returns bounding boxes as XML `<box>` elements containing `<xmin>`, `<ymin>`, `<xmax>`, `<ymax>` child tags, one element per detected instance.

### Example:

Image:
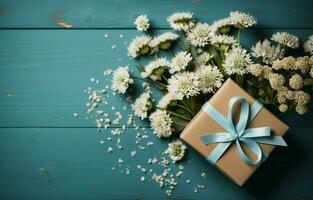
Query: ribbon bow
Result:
<box><xmin>201</xmin><ymin>96</ymin><xmax>287</xmax><ymax>165</ymax></box>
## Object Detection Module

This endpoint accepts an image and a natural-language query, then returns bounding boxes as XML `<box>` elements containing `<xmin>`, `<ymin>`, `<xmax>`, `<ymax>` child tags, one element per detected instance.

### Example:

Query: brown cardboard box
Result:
<box><xmin>180</xmin><ymin>78</ymin><xmax>289</xmax><ymax>186</ymax></box>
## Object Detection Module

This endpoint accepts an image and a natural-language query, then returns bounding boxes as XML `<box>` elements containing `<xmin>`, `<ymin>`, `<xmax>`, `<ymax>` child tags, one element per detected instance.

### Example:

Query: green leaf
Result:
<box><xmin>190</xmin><ymin>45</ymin><xmax>198</xmax><ymax>58</ymax></box>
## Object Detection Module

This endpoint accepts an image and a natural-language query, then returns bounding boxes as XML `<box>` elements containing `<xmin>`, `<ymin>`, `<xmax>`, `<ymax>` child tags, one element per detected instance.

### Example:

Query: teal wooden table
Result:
<box><xmin>1</xmin><ymin>1</ymin><xmax>313</xmax><ymax>199</ymax></box>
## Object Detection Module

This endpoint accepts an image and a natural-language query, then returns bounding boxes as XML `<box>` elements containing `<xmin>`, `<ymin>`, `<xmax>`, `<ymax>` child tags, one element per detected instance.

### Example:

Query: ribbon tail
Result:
<box><xmin>237</xmin><ymin>139</ymin><xmax>263</xmax><ymax>165</ymax></box>
<box><xmin>207</xmin><ymin>142</ymin><xmax>232</xmax><ymax>164</ymax></box>
<box><xmin>242</xmin><ymin>127</ymin><xmax>271</xmax><ymax>138</ymax></box>
<box><xmin>201</xmin><ymin>132</ymin><xmax>233</xmax><ymax>144</ymax></box>
<box><xmin>253</xmin><ymin>136</ymin><xmax>287</xmax><ymax>146</ymax></box>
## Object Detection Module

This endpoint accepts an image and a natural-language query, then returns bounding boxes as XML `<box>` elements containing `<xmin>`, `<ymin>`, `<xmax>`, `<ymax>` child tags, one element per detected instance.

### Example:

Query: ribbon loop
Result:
<box><xmin>201</xmin><ymin>96</ymin><xmax>287</xmax><ymax>165</ymax></box>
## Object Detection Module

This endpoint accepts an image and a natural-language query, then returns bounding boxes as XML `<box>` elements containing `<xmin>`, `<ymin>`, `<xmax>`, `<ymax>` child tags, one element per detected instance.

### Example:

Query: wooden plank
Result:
<box><xmin>0</xmin><ymin>127</ymin><xmax>312</xmax><ymax>199</ymax></box>
<box><xmin>0</xmin><ymin>29</ymin><xmax>312</xmax><ymax>128</ymax></box>
<box><xmin>0</xmin><ymin>0</ymin><xmax>313</xmax><ymax>29</ymax></box>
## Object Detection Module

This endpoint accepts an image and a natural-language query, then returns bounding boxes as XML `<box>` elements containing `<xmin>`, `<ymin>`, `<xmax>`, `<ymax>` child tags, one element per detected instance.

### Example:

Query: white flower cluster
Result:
<box><xmin>167</xmin><ymin>12</ymin><xmax>195</xmax><ymax>32</ymax></box>
<box><xmin>141</xmin><ymin>58</ymin><xmax>170</xmax><ymax>80</ymax></box>
<box><xmin>150</xmin><ymin>32</ymin><xmax>179</xmax><ymax>50</ymax></box>
<box><xmin>229</xmin><ymin>11</ymin><xmax>257</xmax><ymax>28</ymax></box>
<box><xmin>149</xmin><ymin>110</ymin><xmax>173</xmax><ymax>138</ymax></box>
<box><xmin>169</xmin><ymin>51</ymin><xmax>193</xmax><ymax>74</ymax></box>
<box><xmin>271</xmin><ymin>32</ymin><xmax>299</xmax><ymax>49</ymax></box>
<box><xmin>128</xmin><ymin>35</ymin><xmax>151</xmax><ymax>58</ymax></box>
<box><xmin>223</xmin><ymin>47</ymin><xmax>252</xmax><ymax>75</ymax></box>
<box><xmin>186</xmin><ymin>22</ymin><xmax>211</xmax><ymax>47</ymax></box>
<box><xmin>165</xmin><ymin>140</ymin><xmax>187</xmax><ymax>163</ymax></box>
<box><xmin>251</xmin><ymin>39</ymin><xmax>284</xmax><ymax>64</ymax></box>
<box><xmin>111</xmin><ymin>66</ymin><xmax>134</xmax><ymax>94</ymax></box>
<box><xmin>132</xmin><ymin>92</ymin><xmax>152</xmax><ymax>119</ymax></box>
<box><xmin>304</xmin><ymin>35</ymin><xmax>313</xmax><ymax>55</ymax></box>
<box><xmin>134</xmin><ymin>15</ymin><xmax>150</xmax><ymax>32</ymax></box>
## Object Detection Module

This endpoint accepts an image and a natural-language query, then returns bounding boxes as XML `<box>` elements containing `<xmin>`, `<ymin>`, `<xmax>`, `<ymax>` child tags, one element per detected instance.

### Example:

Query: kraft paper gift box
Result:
<box><xmin>180</xmin><ymin>78</ymin><xmax>289</xmax><ymax>186</ymax></box>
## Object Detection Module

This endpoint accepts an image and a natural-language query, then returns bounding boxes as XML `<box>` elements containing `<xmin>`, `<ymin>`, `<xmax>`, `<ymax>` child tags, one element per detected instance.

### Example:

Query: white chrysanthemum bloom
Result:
<box><xmin>289</xmin><ymin>74</ymin><xmax>303</xmax><ymax>90</ymax></box>
<box><xmin>304</xmin><ymin>35</ymin><xmax>313</xmax><ymax>55</ymax></box>
<box><xmin>223</xmin><ymin>47</ymin><xmax>252</xmax><ymax>75</ymax></box>
<box><xmin>271</xmin><ymin>32</ymin><xmax>299</xmax><ymax>49</ymax></box>
<box><xmin>195</xmin><ymin>52</ymin><xmax>214</xmax><ymax>66</ymax></box>
<box><xmin>167</xmin><ymin>12</ymin><xmax>195</xmax><ymax>32</ymax></box>
<box><xmin>285</xmin><ymin>90</ymin><xmax>296</xmax><ymax>100</ymax></box>
<box><xmin>111</xmin><ymin>66</ymin><xmax>134</xmax><ymax>94</ymax></box>
<box><xmin>157</xmin><ymin>93</ymin><xmax>174</xmax><ymax>109</ymax></box>
<box><xmin>210</xmin><ymin>34</ymin><xmax>236</xmax><ymax>46</ymax></box>
<box><xmin>149</xmin><ymin>110</ymin><xmax>173</xmax><ymax>138</ymax></box>
<box><xmin>295</xmin><ymin>56</ymin><xmax>310</xmax><ymax>73</ymax></box>
<box><xmin>279</xmin><ymin>104</ymin><xmax>288</xmax><ymax>113</ymax></box>
<box><xmin>295</xmin><ymin>104</ymin><xmax>308</xmax><ymax>115</ymax></box>
<box><xmin>134</xmin><ymin>15</ymin><xmax>150</xmax><ymax>31</ymax></box>
<box><xmin>229</xmin><ymin>11</ymin><xmax>257</xmax><ymax>28</ymax></box>
<box><xmin>251</xmin><ymin>39</ymin><xmax>284</xmax><ymax>64</ymax></box>
<box><xmin>294</xmin><ymin>91</ymin><xmax>310</xmax><ymax>105</ymax></box>
<box><xmin>128</xmin><ymin>35</ymin><xmax>151</xmax><ymax>58</ymax></box>
<box><xmin>167</xmin><ymin>72</ymin><xmax>200</xmax><ymax>100</ymax></box>
<box><xmin>149</xmin><ymin>32</ymin><xmax>179</xmax><ymax>50</ymax></box>
<box><xmin>248</xmin><ymin>64</ymin><xmax>264</xmax><ymax>77</ymax></box>
<box><xmin>268</xmin><ymin>73</ymin><xmax>285</xmax><ymax>90</ymax></box>
<box><xmin>165</xmin><ymin>140</ymin><xmax>187</xmax><ymax>163</ymax></box>
<box><xmin>277</xmin><ymin>91</ymin><xmax>287</xmax><ymax>104</ymax></box>
<box><xmin>141</xmin><ymin>58</ymin><xmax>170</xmax><ymax>80</ymax></box>
<box><xmin>195</xmin><ymin>65</ymin><xmax>224</xmax><ymax>93</ymax></box>
<box><xmin>169</xmin><ymin>51</ymin><xmax>192</xmax><ymax>74</ymax></box>
<box><xmin>132</xmin><ymin>92</ymin><xmax>152</xmax><ymax>119</ymax></box>
<box><xmin>186</xmin><ymin>23</ymin><xmax>211</xmax><ymax>47</ymax></box>
<box><xmin>210</xmin><ymin>18</ymin><xmax>232</xmax><ymax>34</ymax></box>
<box><xmin>281</xmin><ymin>56</ymin><xmax>297</xmax><ymax>70</ymax></box>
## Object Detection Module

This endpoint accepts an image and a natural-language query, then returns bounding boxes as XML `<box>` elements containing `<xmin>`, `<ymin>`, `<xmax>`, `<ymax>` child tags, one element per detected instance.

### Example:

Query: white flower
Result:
<box><xmin>294</xmin><ymin>91</ymin><xmax>310</xmax><ymax>105</ymax></box>
<box><xmin>169</xmin><ymin>51</ymin><xmax>192</xmax><ymax>74</ymax></box>
<box><xmin>157</xmin><ymin>93</ymin><xmax>174</xmax><ymax>109</ymax></box>
<box><xmin>223</xmin><ymin>47</ymin><xmax>252</xmax><ymax>75</ymax></box>
<box><xmin>271</xmin><ymin>32</ymin><xmax>299</xmax><ymax>49</ymax></box>
<box><xmin>295</xmin><ymin>104</ymin><xmax>308</xmax><ymax>115</ymax></box>
<box><xmin>251</xmin><ymin>39</ymin><xmax>284</xmax><ymax>64</ymax></box>
<box><xmin>229</xmin><ymin>11</ymin><xmax>257</xmax><ymax>28</ymax></box>
<box><xmin>310</xmin><ymin>68</ymin><xmax>313</xmax><ymax>78</ymax></box>
<box><xmin>167</xmin><ymin>12</ymin><xmax>195</xmax><ymax>32</ymax></box>
<box><xmin>149</xmin><ymin>110</ymin><xmax>173</xmax><ymax>138</ymax></box>
<box><xmin>295</xmin><ymin>56</ymin><xmax>310</xmax><ymax>73</ymax></box>
<box><xmin>141</xmin><ymin>58</ymin><xmax>170</xmax><ymax>80</ymax></box>
<box><xmin>165</xmin><ymin>140</ymin><xmax>187</xmax><ymax>163</ymax></box>
<box><xmin>304</xmin><ymin>35</ymin><xmax>313</xmax><ymax>55</ymax></box>
<box><xmin>279</xmin><ymin>104</ymin><xmax>288</xmax><ymax>113</ymax></box>
<box><xmin>194</xmin><ymin>52</ymin><xmax>214</xmax><ymax>66</ymax></box>
<box><xmin>195</xmin><ymin>65</ymin><xmax>224</xmax><ymax>93</ymax></box>
<box><xmin>187</xmin><ymin>23</ymin><xmax>211</xmax><ymax>47</ymax></box>
<box><xmin>167</xmin><ymin>71</ymin><xmax>200</xmax><ymax>100</ymax></box>
<box><xmin>132</xmin><ymin>92</ymin><xmax>152</xmax><ymax>119</ymax></box>
<box><xmin>268</xmin><ymin>73</ymin><xmax>285</xmax><ymax>90</ymax></box>
<box><xmin>128</xmin><ymin>35</ymin><xmax>151</xmax><ymax>58</ymax></box>
<box><xmin>210</xmin><ymin>34</ymin><xmax>236</xmax><ymax>46</ymax></box>
<box><xmin>211</xmin><ymin>18</ymin><xmax>232</xmax><ymax>34</ymax></box>
<box><xmin>149</xmin><ymin>32</ymin><xmax>179</xmax><ymax>49</ymax></box>
<box><xmin>248</xmin><ymin>64</ymin><xmax>264</xmax><ymax>77</ymax></box>
<box><xmin>111</xmin><ymin>66</ymin><xmax>134</xmax><ymax>94</ymax></box>
<box><xmin>134</xmin><ymin>15</ymin><xmax>150</xmax><ymax>31</ymax></box>
<box><xmin>289</xmin><ymin>74</ymin><xmax>303</xmax><ymax>90</ymax></box>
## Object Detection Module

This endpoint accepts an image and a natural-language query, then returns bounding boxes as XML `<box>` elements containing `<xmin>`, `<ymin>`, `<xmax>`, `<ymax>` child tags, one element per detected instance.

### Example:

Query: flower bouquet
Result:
<box><xmin>109</xmin><ymin>11</ymin><xmax>313</xmax><ymax>162</ymax></box>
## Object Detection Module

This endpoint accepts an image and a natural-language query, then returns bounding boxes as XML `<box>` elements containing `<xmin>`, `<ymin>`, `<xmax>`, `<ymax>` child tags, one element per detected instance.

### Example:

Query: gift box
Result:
<box><xmin>180</xmin><ymin>78</ymin><xmax>289</xmax><ymax>186</ymax></box>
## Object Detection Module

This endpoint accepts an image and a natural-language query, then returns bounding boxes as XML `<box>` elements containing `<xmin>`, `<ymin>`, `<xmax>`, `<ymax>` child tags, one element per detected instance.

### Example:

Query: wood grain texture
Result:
<box><xmin>1</xmin><ymin>29</ymin><xmax>312</xmax><ymax>128</ymax></box>
<box><xmin>0</xmin><ymin>127</ymin><xmax>312</xmax><ymax>200</ymax></box>
<box><xmin>0</xmin><ymin>0</ymin><xmax>313</xmax><ymax>29</ymax></box>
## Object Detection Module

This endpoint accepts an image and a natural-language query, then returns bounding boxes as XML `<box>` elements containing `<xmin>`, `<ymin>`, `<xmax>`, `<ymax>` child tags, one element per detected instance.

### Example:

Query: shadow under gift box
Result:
<box><xmin>180</xmin><ymin>78</ymin><xmax>289</xmax><ymax>186</ymax></box>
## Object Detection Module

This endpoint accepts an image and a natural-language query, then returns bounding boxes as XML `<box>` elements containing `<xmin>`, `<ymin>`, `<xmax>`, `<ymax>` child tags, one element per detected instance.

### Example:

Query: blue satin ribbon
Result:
<box><xmin>200</xmin><ymin>96</ymin><xmax>287</xmax><ymax>165</ymax></box>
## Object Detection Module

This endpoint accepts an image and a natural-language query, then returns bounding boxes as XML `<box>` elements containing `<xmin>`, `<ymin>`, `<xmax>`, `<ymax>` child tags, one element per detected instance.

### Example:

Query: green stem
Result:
<box><xmin>237</xmin><ymin>28</ymin><xmax>241</xmax><ymax>45</ymax></box>
<box><xmin>132</xmin><ymin>76</ymin><xmax>151</xmax><ymax>83</ymax></box>
<box><xmin>181</xmin><ymin>99</ymin><xmax>194</xmax><ymax>115</ymax></box>
<box><xmin>161</xmin><ymin>74</ymin><xmax>168</xmax><ymax>81</ymax></box>
<box><xmin>167</xmin><ymin>110</ymin><xmax>191</xmax><ymax>121</ymax></box>
<box><xmin>156</xmin><ymin>81</ymin><xmax>168</xmax><ymax>89</ymax></box>
<box><xmin>168</xmin><ymin>49</ymin><xmax>175</xmax><ymax>57</ymax></box>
